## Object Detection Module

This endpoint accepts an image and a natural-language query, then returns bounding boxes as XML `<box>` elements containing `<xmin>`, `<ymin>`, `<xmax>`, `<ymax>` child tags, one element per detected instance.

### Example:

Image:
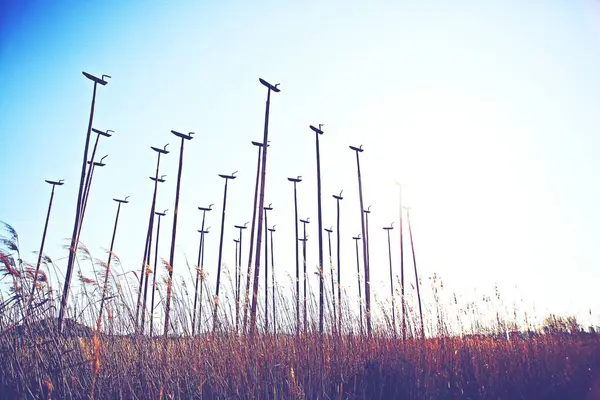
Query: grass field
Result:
<box><xmin>2</xmin><ymin>224</ymin><xmax>600</xmax><ymax>399</ymax></box>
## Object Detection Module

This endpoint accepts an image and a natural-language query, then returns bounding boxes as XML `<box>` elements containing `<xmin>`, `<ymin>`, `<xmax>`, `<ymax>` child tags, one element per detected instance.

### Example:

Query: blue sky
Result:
<box><xmin>2</xmin><ymin>0</ymin><xmax>600</xmax><ymax>330</ymax></box>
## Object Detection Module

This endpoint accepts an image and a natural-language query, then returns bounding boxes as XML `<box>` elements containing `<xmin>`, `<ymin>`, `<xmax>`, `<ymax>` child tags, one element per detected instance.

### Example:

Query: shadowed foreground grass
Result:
<box><xmin>2</xmin><ymin>221</ymin><xmax>600</xmax><ymax>399</ymax></box>
<box><xmin>2</xmin><ymin>328</ymin><xmax>600</xmax><ymax>399</ymax></box>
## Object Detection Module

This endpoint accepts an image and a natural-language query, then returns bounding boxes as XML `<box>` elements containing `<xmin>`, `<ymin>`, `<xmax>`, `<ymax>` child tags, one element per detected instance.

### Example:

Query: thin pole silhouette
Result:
<box><xmin>383</xmin><ymin>222</ymin><xmax>396</xmax><ymax>336</ymax></box>
<box><xmin>192</xmin><ymin>205</ymin><xmax>212</xmax><ymax>336</ymax></box>
<box><xmin>406</xmin><ymin>207</ymin><xmax>425</xmax><ymax>339</ymax></box>
<box><xmin>136</xmin><ymin>144</ymin><xmax>169</xmax><ymax>331</ymax></box>
<box><xmin>299</xmin><ymin>235</ymin><xmax>308</xmax><ymax>334</ymax></box>
<box><xmin>233</xmin><ymin>222</ymin><xmax>247</xmax><ymax>331</ymax></box>
<box><xmin>164</xmin><ymin>130</ymin><xmax>194</xmax><ymax>337</ymax></box>
<box><xmin>250</xmin><ymin>78</ymin><xmax>280</xmax><ymax>337</ymax></box>
<box><xmin>396</xmin><ymin>183</ymin><xmax>406</xmax><ymax>341</ymax></box>
<box><xmin>78</xmin><ymin>156</ymin><xmax>107</xmax><ymax>228</ymax></box>
<box><xmin>140</xmin><ymin>173</ymin><xmax>167</xmax><ymax>334</ymax></box>
<box><xmin>80</xmin><ymin>129</ymin><xmax>113</xmax><ymax>221</ymax></box>
<box><xmin>197</xmin><ymin>228</ymin><xmax>210</xmax><ymax>334</ymax></box>
<box><xmin>350</xmin><ymin>145</ymin><xmax>371</xmax><ymax>336</ymax></box>
<box><xmin>353</xmin><ymin>234</ymin><xmax>363</xmax><ymax>335</ymax></box>
<box><xmin>287</xmin><ymin>176</ymin><xmax>302</xmax><ymax>336</ymax></box>
<box><xmin>213</xmin><ymin>171</ymin><xmax>237</xmax><ymax>331</ymax></box>
<box><xmin>268</xmin><ymin>225</ymin><xmax>276</xmax><ymax>335</ymax></box>
<box><xmin>333</xmin><ymin>191</ymin><xmax>343</xmax><ymax>333</ymax></box>
<box><xmin>309</xmin><ymin>124</ymin><xmax>325</xmax><ymax>334</ymax></box>
<box><xmin>325</xmin><ymin>227</ymin><xmax>336</xmax><ymax>333</ymax></box>
<box><xmin>299</xmin><ymin>217</ymin><xmax>310</xmax><ymax>333</ymax></box>
<box><xmin>60</xmin><ymin>71</ymin><xmax>109</xmax><ymax>333</ymax></box>
<box><xmin>364</xmin><ymin>205</ymin><xmax>372</xmax><ymax>280</ymax></box>
<box><xmin>263</xmin><ymin>203</ymin><xmax>272</xmax><ymax>332</ymax></box>
<box><xmin>80</xmin><ymin>129</ymin><xmax>113</xmax><ymax>223</ymax></box>
<box><xmin>233</xmin><ymin>238</ymin><xmax>239</xmax><ymax>329</ymax></box>
<box><xmin>149</xmin><ymin>209</ymin><xmax>167</xmax><ymax>337</ymax></box>
<box><xmin>26</xmin><ymin>179</ymin><xmax>64</xmax><ymax>317</ymax></box>
<box><xmin>97</xmin><ymin>196</ymin><xmax>129</xmax><ymax>331</ymax></box>
<box><xmin>242</xmin><ymin>141</ymin><xmax>264</xmax><ymax>333</ymax></box>
<box><xmin>234</xmin><ymin>239</ymin><xmax>239</xmax><ymax>306</ymax></box>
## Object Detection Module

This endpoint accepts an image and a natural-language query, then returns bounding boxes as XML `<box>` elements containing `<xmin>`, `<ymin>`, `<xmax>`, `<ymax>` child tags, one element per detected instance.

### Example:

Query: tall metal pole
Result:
<box><xmin>77</xmin><ymin>156</ymin><xmax>107</xmax><ymax>230</ymax></box>
<box><xmin>213</xmin><ymin>172</ymin><xmax>237</xmax><ymax>331</ymax></box>
<box><xmin>299</xmin><ymin>235</ymin><xmax>308</xmax><ymax>334</ymax></box>
<box><xmin>233</xmin><ymin>222</ymin><xmax>247</xmax><ymax>331</ymax></box>
<box><xmin>406</xmin><ymin>207</ymin><xmax>425</xmax><ymax>339</ymax></box>
<box><xmin>80</xmin><ymin>129</ymin><xmax>113</xmax><ymax>221</ymax></box>
<box><xmin>288</xmin><ymin>176</ymin><xmax>302</xmax><ymax>336</ymax></box>
<box><xmin>242</xmin><ymin>141</ymin><xmax>264</xmax><ymax>333</ymax></box>
<box><xmin>364</xmin><ymin>205</ymin><xmax>372</xmax><ymax>281</ymax></box>
<box><xmin>197</xmin><ymin>228</ymin><xmax>209</xmax><ymax>333</ymax></box>
<box><xmin>299</xmin><ymin>218</ymin><xmax>310</xmax><ymax>333</ymax></box>
<box><xmin>26</xmin><ymin>179</ymin><xmax>64</xmax><ymax>316</ymax></box>
<box><xmin>79</xmin><ymin>135</ymin><xmax>101</xmax><ymax>219</ymax></box>
<box><xmin>140</xmin><ymin>174</ymin><xmax>167</xmax><ymax>334</ymax></box>
<box><xmin>192</xmin><ymin>205</ymin><xmax>212</xmax><ymax>336</ymax></box>
<box><xmin>249</xmin><ymin>78</ymin><xmax>280</xmax><ymax>336</ymax></box>
<box><xmin>383</xmin><ymin>223</ymin><xmax>396</xmax><ymax>336</ymax></box>
<box><xmin>333</xmin><ymin>191</ymin><xmax>343</xmax><ymax>332</ymax></box>
<box><xmin>149</xmin><ymin>209</ymin><xmax>167</xmax><ymax>337</ymax></box>
<box><xmin>136</xmin><ymin>144</ymin><xmax>169</xmax><ymax>331</ymax></box>
<box><xmin>268</xmin><ymin>225</ymin><xmax>276</xmax><ymax>335</ymax></box>
<box><xmin>164</xmin><ymin>130</ymin><xmax>194</xmax><ymax>337</ymax></box>
<box><xmin>396</xmin><ymin>183</ymin><xmax>406</xmax><ymax>341</ymax></box>
<box><xmin>350</xmin><ymin>145</ymin><xmax>371</xmax><ymax>336</ymax></box>
<box><xmin>353</xmin><ymin>234</ymin><xmax>363</xmax><ymax>335</ymax></box>
<box><xmin>234</xmin><ymin>238</ymin><xmax>239</xmax><ymax>329</ymax></box>
<box><xmin>263</xmin><ymin>204</ymin><xmax>272</xmax><ymax>332</ymax></box>
<box><xmin>325</xmin><ymin>227</ymin><xmax>336</xmax><ymax>332</ymax></box>
<box><xmin>309</xmin><ymin>124</ymin><xmax>325</xmax><ymax>334</ymax></box>
<box><xmin>234</xmin><ymin>238</ymin><xmax>240</xmax><ymax>306</ymax></box>
<box><xmin>97</xmin><ymin>196</ymin><xmax>129</xmax><ymax>331</ymax></box>
<box><xmin>59</xmin><ymin>71</ymin><xmax>109</xmax><ymax>333</ymax></box>
<box><xmin>236</xmin><ymin>224</ymin><xmax>247</xmax><ymax>271</ymax></box>
<box><xmin>79</xmin><ymin>129</ymin><xmax>113</xmax><ymax>224</ymax></box>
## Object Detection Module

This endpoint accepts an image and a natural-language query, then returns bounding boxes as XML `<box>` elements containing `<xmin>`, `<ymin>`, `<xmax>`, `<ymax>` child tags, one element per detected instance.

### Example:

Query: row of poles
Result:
<box><xmin>33</xmin><ymin>71</ymin><xmax>424</xmax><ymax>339</ymax></box>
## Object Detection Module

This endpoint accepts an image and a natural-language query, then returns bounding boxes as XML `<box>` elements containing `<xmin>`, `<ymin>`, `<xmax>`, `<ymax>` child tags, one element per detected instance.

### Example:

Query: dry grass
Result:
<box><xmin>1</xmin><ymin>223</ymin><xmax>600</xmax><ymax>399</ymax></box>
<box><xmin>3</xmin><ymin>329</ymin><xmax>600</xmax><ymax>399</ymax></box>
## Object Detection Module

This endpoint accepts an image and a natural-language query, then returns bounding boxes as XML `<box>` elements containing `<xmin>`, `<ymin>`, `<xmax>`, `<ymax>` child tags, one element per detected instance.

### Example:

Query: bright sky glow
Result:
<box><xmin>2</xmin><ymin>0</ymin><xmax>600</xmax><ymax>331</ymax></box>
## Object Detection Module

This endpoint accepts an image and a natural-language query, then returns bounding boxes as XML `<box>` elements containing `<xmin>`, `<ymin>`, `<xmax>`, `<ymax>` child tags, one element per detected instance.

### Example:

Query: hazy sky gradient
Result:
<box><xmin>2</xmin><ymin>0</ymin><xmax>600</xmax><ymax>329</ymax></box>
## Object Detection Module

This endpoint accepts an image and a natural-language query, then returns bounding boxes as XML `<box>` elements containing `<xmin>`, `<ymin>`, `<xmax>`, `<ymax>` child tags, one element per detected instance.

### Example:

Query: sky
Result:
<box><xmin>2</xmin><ymin>0</ymin><xmax>600</xmax><ymax>332</ymax></box>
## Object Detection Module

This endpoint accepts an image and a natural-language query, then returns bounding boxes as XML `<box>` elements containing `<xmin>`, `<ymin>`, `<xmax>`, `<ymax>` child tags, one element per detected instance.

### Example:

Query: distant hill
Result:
<box><xmin>5</xmin><ymin>317</ymin><xmax>94</xmax><ymax>339</ymax></box>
